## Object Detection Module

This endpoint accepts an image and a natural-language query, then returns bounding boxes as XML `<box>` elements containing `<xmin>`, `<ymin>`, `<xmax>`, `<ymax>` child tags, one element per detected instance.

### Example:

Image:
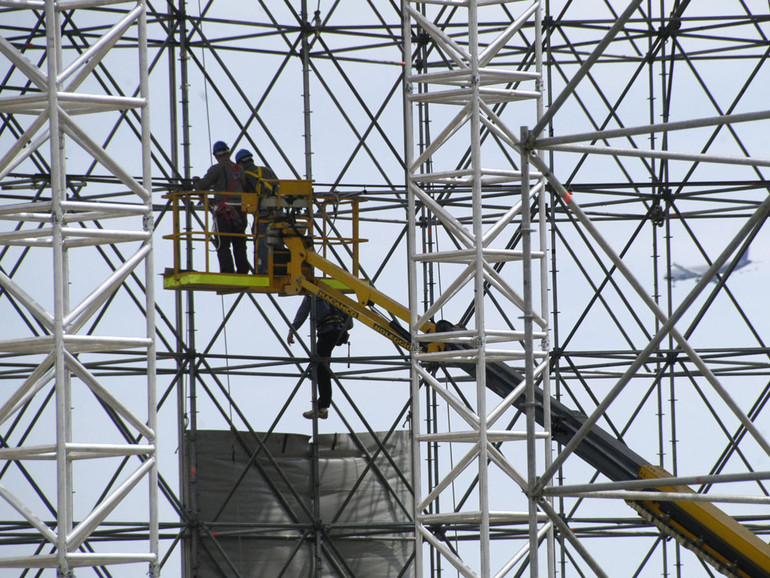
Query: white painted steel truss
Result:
<box><xmin>404</xmin><ymin>2</ymin><xmax>552</xmax><ymax>577</ymax></box>
<box><xmin>0</xmin><ymin>1</ymin><xmax>158</xmax><ymax>576</ymax></box>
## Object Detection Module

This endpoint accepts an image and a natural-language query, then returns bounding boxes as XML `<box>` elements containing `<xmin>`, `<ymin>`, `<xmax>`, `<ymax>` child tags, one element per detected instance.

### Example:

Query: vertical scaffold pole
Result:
<box><xmin>402</xmin><ymin>2</ymin><xmax>423</xmax><ymax>576</ymax></box>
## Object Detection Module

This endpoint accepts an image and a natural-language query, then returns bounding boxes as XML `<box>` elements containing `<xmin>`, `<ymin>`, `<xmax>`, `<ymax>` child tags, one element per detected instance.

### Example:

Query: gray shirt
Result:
<box><xmin>194</xmin><ymin>158</ymin><xmax>245</xmax><ymax>206</ymax></box>
<box><xmin>291</xmin><ymin>296</ymin><xmax>351</xmax><ymax>335</ymax></box>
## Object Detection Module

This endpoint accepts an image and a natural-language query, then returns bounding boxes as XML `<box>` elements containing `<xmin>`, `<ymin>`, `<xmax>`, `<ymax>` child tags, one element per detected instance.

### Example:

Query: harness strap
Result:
<box><xmin>224</xmin><ymin>160</ymin><xmax>246</xmax><ymax>199</ymax></box>
<box><xmin>320</xmin><ymin>313</ymin><xmax>349</xmax><ymax>328</ymax></box>
<box><xmin>245</xmin><ymin>168</ymin><xmax>275</xmax><ymax>196</ymax></box>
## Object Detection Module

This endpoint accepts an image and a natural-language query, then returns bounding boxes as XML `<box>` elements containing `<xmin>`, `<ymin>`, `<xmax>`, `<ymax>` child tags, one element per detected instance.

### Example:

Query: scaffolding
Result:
<box><xmin>404</xmin><ymin>2</ymin><xmax>552</xmax><ymax>577</ymax></box>
<box><xmin>1</xmin><ymin>1</ymin><xmax>770</xmax><ymax>577</ymax></box>
<box><xmin>0</xmin><ymin>1</ymin><xmax>158</xmax><ymax>576</ymax></box>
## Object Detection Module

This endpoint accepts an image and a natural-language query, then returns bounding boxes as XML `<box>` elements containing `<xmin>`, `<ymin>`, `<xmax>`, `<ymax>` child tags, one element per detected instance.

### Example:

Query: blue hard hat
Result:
<box><xmin>235</xmin><ymin>149</ymin><xmax>253</xmax><ymax>163</ymax></box>
<box><xmin>212</xmin><ymin>141</ymin><xmax>230</xmax><ymax>155</ymax></box>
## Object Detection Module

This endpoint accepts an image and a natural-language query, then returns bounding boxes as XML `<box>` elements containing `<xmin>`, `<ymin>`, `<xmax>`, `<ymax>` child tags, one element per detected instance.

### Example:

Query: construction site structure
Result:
<box><xmin>1</xmin><ymin>1</ymin><xmax>770</xmax><ymax>577</ymax></box>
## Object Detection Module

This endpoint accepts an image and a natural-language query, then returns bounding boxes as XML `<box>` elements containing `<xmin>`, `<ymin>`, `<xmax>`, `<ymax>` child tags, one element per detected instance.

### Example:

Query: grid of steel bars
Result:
<box><xmin>1</xmin><ymin>1</ymin><xmax>770</xmax><ymax>577</ymax></box>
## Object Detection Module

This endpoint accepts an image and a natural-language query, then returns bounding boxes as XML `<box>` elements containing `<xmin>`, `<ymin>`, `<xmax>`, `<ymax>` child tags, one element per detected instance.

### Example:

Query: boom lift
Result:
<box><xmin>163</xmin><ymin>183</ymin><xmax>770</xmax><ymax>578</ymax></box>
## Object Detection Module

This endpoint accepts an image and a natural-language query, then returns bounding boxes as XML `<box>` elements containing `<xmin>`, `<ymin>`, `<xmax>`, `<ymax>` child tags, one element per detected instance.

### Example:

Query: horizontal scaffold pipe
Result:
<box><xmin>412</xmin><ymin>248</ymin><xmax>545</xmax><ymax>263</ymax></box>
<box><xmin>0</xmin><ymin>443</ymin><xmax>155</xmax><ymax>460</ymax></box>
<box><xmin>535</xmin><ymin>109</ymin><xmax>770</xmax><ymax>148</ymax></box>
<box><xmin>0</xmin><ymin>200</ymin><xmax>150</xmax><ymax>221</ymax></box>
<box><xmin>566</xmin><ymin>490</ymin><xmax>770</xmax><ymax>506</ymax></box>
<box><xmin>419</xmin><ymin>511</ymin><xmax>548</xmax><ymax>525</ymax></box>
<box><xmin>416</xmin><ymin>348</ymin><xmax>548</xmax><ymax>363</ymax></box>
<box><xmin>0</xmin><ymin>335</ymin><xmax>152</xmax><ymax>355</ymax></box>
<box><xmin>416</xmin><ymin>328</ymin><xmax>546</xmax><ymax>343</ymax></box>
<box><xmin>541</xmin><ymin>143</ymin><xmax>770</xmax><ymax>168</ymax></box>
<box><xmin>417</xmin><ymin>430</ymin><xmax>549</xmax><ymax>443</ymax></box>
<box><xmin>543</xmin><ymin>470</ymin><xmax>770</xmax><ymax>496</ymax></box>
<box><xmin>409</xmin><ymin>87</ymin><xmax>541</xmax><ymax>105</ymax></box>
<box><xmin>409</xmin><ymin>69</ymin><xmax>540</xmax><ymax>86</ymax></box>
<box><xmin>411</xmin><ymin>168</ymin><xmax>530</xmax><ymax>182</ymax></box>
<box><xmin>0</xmin><ymin>228</ymin><xmax>151</xmax><ymax>248</ymax></box>
<box><xmin>0</xmin><ymin>552</ymin><xmax>156</xmax><ymax>569</ymax></box>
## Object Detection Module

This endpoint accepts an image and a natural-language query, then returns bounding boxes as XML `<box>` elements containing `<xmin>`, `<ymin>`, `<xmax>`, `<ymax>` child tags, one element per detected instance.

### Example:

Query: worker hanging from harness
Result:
<box><xmin>193</xmin><ymin>140</ymin><xmax>250</xmax><ymax>274</ymax></box>
<box><xmin>287</xmin><ymin>295</ymin><xmax>353</xmax><ymax>420</ymax></box>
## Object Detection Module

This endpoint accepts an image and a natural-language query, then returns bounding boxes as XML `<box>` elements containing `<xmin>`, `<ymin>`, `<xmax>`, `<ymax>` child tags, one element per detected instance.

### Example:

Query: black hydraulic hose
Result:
<box><xmin>432</xmin><ymin>320</ymin><xmax>770</xmax><ymax>578</ymax></box>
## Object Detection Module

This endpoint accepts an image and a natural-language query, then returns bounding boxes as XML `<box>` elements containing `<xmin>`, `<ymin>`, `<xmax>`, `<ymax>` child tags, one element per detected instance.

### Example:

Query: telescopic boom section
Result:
<box><xmin>474</xmin><ymin>352</ymin><xmax>770</xmax><ymax>578</ymax></box>
<box><xmin>281</xmin><ymin>233</ymin><xmax>434</xmax><ymax>350</ymax></box>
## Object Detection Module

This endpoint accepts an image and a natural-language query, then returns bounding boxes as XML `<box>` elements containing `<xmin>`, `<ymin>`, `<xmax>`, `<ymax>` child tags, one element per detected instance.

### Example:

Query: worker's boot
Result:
<box><xmin>302</xmin><ymin>407</ymin><xmax>329</xmax><ymax>419</ymax></box>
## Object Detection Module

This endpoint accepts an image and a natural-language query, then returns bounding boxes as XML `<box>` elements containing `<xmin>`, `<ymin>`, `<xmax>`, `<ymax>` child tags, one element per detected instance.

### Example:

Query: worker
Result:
<box><xmin>287</xmin><ymin>295</ymin><xmax>353</xmax><ymax>419</ymax></box>
<box><xmin>193</xmin><ymin>140</ymin><xmax>249</xmax><ymax>274</ymax></box>
<box><xmin>235</xmin><ymin>149</ymin><xmax>278</xmax><ymax>274</ymax></box>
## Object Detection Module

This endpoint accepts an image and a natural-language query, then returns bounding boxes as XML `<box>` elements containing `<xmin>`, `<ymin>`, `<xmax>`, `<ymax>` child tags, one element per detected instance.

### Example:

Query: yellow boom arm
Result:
<box><xmin>282</xmin><ymin>234</ymin><xmax>435</xmax><ymax>350</ymax></box>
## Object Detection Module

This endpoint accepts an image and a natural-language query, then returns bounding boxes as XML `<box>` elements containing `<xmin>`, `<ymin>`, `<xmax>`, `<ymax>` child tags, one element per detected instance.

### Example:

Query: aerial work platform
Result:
<box><xmin>162</xmin><ymin>179</ymin><xmax>362</xmax><ymax>296</ymax></box>
<box><xmin>162</xmin><ymin>180</ymin><xmax>415</xmax><ymax>346</ymax></box>
<box><xmin>162</xmin><ymin>181</ymin><xmax>770</xmax><ymax>578</ymax></box>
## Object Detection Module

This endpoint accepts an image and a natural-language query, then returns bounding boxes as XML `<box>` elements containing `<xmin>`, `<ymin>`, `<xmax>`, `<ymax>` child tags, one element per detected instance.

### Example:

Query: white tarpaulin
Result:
<box><xmin>185</xmin><ymin>429</ymin><xmax>414</xmax><ymax>577</ymax></box>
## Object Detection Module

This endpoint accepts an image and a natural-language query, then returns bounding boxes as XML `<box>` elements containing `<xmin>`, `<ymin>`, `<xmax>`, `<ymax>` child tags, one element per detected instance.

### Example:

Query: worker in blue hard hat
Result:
<box><xmin>236</xmin><ymin>149</ymin><xmax>278</xmax><ymax>274</ymax></box>
<box><xmin>288</xmin><ymin>295</ymin><xmax>353</xmax><ymax>420</ymax></box>
<box><xmin>193</xmin><ymin>141</ymin><xmax>250</xmax><ymax>274</ymax></box>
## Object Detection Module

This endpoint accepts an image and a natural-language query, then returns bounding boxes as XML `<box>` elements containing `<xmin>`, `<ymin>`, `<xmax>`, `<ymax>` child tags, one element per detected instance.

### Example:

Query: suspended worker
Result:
<box><xmin>193</xmin><ymin>140</ymin><xmax>250</xmax><ymax>274</ymax></box>
<box><xmin>287</xmin><ymin>295</ymin><xmax>353</xmax><ymax>419</ymax></box>
<box><xmin>235</xmin><ymin>149</ymin><xmax>278</xmax><ymax>274</ymax></box>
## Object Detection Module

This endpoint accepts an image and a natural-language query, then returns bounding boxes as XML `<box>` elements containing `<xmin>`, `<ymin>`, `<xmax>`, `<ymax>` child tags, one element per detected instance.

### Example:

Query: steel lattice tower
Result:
<box><xmin>1</xmin><ymin>1</ymin><xmax>770</xmax><ymax>577</ymax></box>
<box><xmin>0</xmin><ymin>1</ymin><xmax>158</xmax><ymax>576</ymax></box>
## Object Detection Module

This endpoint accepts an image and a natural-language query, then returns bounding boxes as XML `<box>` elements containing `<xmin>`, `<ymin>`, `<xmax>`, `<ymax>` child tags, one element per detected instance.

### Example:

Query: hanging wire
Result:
<box><xmin>432</xmin><ymin>219</ymin><xmax>460</xmax><ymax>575</ymax></box>
<box><xmin>197</xmin><ymin>0</ymin><xmax>214</xmax><ymax>155</ymax></box>
<box><xmin>195</xmin><ymin>0</ymin><xmax>218</xmax><ymax>263</ymax></box>
<box><xmin>220</xmin><ymin>296</ymin><xmax>234</xmax><ymax>426</ymax></box>
<box><xmin>437</xmin><ymin>231</ymin><xmax>458</xmax><ymax>562</ymax></box>
<box><xmin>194</xmin><ymin>0</ymin><xmax>234</xmax><ymax>431</ymax></box>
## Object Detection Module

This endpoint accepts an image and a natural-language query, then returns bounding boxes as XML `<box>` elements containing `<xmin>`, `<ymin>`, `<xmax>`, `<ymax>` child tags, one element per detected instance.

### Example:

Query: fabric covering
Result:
<box><xmin>186</xmin><ymin>429</ymin><xmax>413</xmax><ymax>577</ymax></box>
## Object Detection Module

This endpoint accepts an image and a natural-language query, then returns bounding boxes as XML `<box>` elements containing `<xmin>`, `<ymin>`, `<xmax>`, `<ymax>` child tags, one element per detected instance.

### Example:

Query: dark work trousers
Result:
<box><xmin>215</xmin><ymin>209</ymin><xmax>249</xmax><ymax>274</ymax></box>
<box><xmin>255</xmin><ymin>217</ymin><xmax>269</xmax><ymax>274</ymax></box>
<box><xmin>315</xmin><ymin>329</ymin><xmax>341</xmax><ymax>409</ymax></box>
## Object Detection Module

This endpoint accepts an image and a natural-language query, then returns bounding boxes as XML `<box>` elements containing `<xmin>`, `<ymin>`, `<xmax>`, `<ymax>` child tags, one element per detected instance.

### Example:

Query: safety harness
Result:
<box><xmin>319</xmin><ymin>309</ymin><xmax>354</xmax><ymax>345</ymax></box>
<box><xmin>214</xmin><ymin>161</ymin><xmax>246</xmax><ymax>230</ymax></box>
<box><xmin>245</xmin><ymin>167</ymin><xmax>276</xmax><ymax>198</ymax></box>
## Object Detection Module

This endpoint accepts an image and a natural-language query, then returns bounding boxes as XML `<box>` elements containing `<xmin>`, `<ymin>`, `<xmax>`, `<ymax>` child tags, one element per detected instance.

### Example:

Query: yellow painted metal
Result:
<box><xmin>163</xmin><ymin>270</ymin><xmax>273</xmax><ymax>292</ymax></box>
<box><xmin>163</xmin><ymin>269</ymin><xmax>354</xmax><ymax>295</ymax></box>
<box><xmin>241</xmin><ymin>193</ymin><xmax>259</xmax><ymax>212</ymax></box>
<box><xmin>298</xmin><ymin>277</ymin><xmax>412</xmax><ymax>350</ymax></box>
<box><xmin>635</xmin><ymin>464</ymin><xmax>770</xmax><ymax>578</ymax></box>
<box><xmin>281</xmin><ymin>234</ymin><xmax>436</xmax><ymax>338</ymax></box>
<box><xmin>162</xmin><ymin>183</ymin><xmax>360</xmax><ymax>292</ymax></box>
<box><xmin>277</xmin><ymin>179</ymin><xmax>312</xmax><ymax>196</ymax></box>
<box><xmin>162</xmin><ymin>186</ymin><xmax>436</xmax><ymax>348</ymax></box>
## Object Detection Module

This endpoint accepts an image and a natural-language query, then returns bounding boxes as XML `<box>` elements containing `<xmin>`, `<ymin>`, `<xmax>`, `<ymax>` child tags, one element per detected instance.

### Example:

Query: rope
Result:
<box><xmin>432</xmin><ymin>217</ymin><xmax>457</xmax><ymax>567</ymax></box>
<box><xmin>196</xmin><ymin>0</ymin><xmax>240</xmax><ymax>563</ymax></box>
<box><xmin>197</xmin><ymin>0</ymin><xmax>213</xmax><ymax>156</ymax></box>
<box><xmin>218</xmin><ymin>293</ymin><xmax>239</xmax><ymax>561</ymax></box>
<box><xmin>195</xmin><ymin>0</ymin><xmax>218</xmax><ymax>260</ymax></box>
<box><xmin>434</xmin><ymin>218</ymin><xmax>444</xmax><ymax>321</ymax></box>
<box><xmin>219</xmin><ymin>295</ymin><xmax>233</xmax><ymax>425</ymax></box>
